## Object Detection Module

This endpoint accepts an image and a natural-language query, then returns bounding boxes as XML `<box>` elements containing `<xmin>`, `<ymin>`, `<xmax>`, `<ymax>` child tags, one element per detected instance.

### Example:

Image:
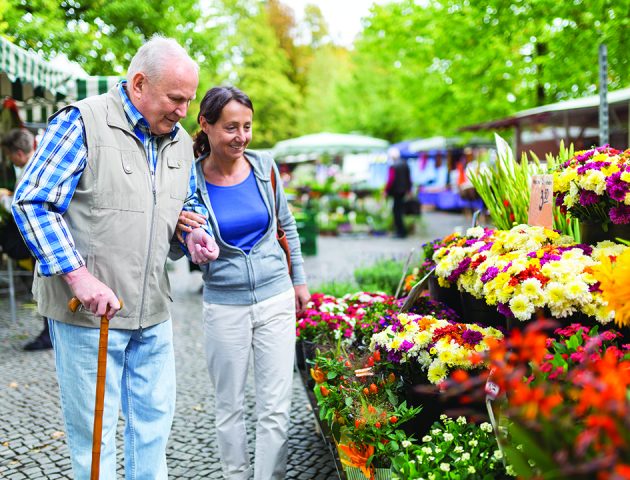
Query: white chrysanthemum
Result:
<box><xmin>509</xmin><ymin>294</ymin><xmax>535</xmax><ymax>321</ymax></box>
<box><xmin>578</xmin><ymin>169</ymin><xmax>607</xmax><ymax>195</ymax></box>
<box><xmin>480</xmin><ymin>422</ymin><xmax>493</xmax><ymax>432</ymax></box>
<box><xmin>545</xmin><ymin>281</ymin><xmax>567</xmax><ymax>306</ymax></box>
<box><xmin>564</xmin><ymin>279</ymin><xmax>589</xmax><ymax>301</ymax></box>
<box><xmin>520</xmin><ymin>277</ymin><xmax>544</xmax><ymax>299</ymax></box>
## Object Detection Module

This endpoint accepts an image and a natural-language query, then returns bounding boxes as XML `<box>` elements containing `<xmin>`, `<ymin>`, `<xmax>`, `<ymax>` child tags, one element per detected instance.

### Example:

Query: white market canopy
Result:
<box><xmin>1</xmin><ymin>36</ymin><xmax>121</xmax><ymax>125</ymax></box>
<box><xmin>272</xmin><ymin>132</ymin><xmax>389</xmax><ymax>162</ymax></box>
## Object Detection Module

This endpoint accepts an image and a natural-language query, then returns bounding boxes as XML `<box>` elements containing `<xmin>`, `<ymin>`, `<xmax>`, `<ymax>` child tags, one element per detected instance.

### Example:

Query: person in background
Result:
<box><xmin>0</xmin><ymin>129</ymin><xmax>51</xmax><ymax>350</ymax></box>
<box><xmin>385</xmin><ymin>148</ymin><xmax>412</xmax><ymax>238</ymax></box>
<box><xmin>177</xmin><ymin>86</ymin><xmax>310</xmax><ymax>480</ymax></box>
<box><xmin>12</xmin><ymin>36</ymin><xmax>219</xmax><ymax>479</ymax></box>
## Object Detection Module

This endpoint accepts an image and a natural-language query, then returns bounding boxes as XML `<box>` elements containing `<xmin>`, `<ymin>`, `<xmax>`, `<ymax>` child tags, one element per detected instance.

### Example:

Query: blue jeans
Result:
<box><xmin>48</xmin><ymin>318</ymin><xmax>176</xmax><ymax>480</ymax></box>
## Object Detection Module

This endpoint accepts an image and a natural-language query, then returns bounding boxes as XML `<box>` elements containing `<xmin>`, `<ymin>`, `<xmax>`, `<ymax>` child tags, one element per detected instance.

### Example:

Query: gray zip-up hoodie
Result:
<box><xmin>196</xmin><ymin>150</ymin><xmax>306</xmax><ymax>305</ymax></box>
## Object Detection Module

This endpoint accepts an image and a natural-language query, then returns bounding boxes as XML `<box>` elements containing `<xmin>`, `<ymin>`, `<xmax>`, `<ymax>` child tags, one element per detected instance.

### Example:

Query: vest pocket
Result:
<box><xmin>94</xmin><ymin>192</ymin><xmax>145</xmax><ymax>212</ymax></box>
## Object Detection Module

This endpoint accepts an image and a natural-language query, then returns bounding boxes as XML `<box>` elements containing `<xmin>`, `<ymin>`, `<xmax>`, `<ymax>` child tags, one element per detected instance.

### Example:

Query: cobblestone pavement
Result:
<box><xmin>0</xmin><ymin>211</ymin><xmax>465</xmax><ymax>479</ymax></box>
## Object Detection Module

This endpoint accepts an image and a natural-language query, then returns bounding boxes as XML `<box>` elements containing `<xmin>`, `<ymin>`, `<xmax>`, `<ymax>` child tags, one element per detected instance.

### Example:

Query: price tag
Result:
<box><xmin>528</xmin><ymin>174</ymin><xmax>554</xmax><ymax>229</ymax></box>
<box><xmin>485</xmin><ymin>380</ymin><xmax>500</xmax><ymax>400</ymax></box>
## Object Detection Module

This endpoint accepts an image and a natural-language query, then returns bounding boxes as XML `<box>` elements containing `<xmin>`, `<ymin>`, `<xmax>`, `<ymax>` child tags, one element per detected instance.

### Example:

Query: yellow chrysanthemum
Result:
<box><xmin>591</xmin><ymin>250</ymin><xmax>630</xmax><ymax>327</ymax></box>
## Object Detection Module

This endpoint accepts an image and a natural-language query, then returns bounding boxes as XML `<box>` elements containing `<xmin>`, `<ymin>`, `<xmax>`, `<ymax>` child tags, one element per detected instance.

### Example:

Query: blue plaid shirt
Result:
<box><xmin>12</xmin><ymin>82</ymin><xmax>209</xmax><ymax>276</ymax></box>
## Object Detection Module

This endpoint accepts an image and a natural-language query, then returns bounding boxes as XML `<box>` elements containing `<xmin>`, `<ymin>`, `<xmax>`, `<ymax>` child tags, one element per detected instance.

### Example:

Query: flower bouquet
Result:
<box><xmin>553</xmin><ymin>146</ymin><xmax>630</xmax><ymax>239</ymax></box>
<box><xmin>370</xmin><ymin>313</ymin><xmax>503</xmax><ymax>384</ymax></box>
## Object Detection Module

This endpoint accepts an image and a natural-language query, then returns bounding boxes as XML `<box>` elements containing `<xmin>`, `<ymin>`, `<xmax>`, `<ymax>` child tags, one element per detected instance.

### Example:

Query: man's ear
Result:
<box><xmin>129</xmin><ymin>72</ymin><xmax>147</xmax><ymax>101</ymax></box>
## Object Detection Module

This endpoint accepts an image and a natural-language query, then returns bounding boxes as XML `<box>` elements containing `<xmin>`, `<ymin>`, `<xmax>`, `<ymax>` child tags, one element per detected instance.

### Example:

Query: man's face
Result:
<box><xmin>3</xmin><ymin>149</ymin><xmax>29</xmax><ymax>168</ymax></box>
<box><xmin>130</xmin><ymin>61</ymin><xmax>199</xmax><ymax>136</ymax></box>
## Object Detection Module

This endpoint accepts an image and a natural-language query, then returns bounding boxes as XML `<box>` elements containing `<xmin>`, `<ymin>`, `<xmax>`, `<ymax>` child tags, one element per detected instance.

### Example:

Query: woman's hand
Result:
<box><xmin>176</xmin><ymin>211</ymin><xmax>207</xmax><ymax>243</ymax></box>
<box><xmin>294</xmin><ymin>284</ymin><xmax>311</xmax><ymax>313</ymax></box>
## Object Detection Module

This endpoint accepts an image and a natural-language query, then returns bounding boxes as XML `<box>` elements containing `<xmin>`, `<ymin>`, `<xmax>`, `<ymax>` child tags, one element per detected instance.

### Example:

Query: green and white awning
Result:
<box><xmin>20</xmin><ymin>76</ymin><xmax>121</xmax><ymax>125</ymax></box>
<box><xmin>0</xmin><ymin>35</ymin><xmax>74</xmax><ymax>101</ymax></box>
<box><xmin>1</xmin><ymin>35</ymin><xmax>122</xmax><ymax>125</ymax></box>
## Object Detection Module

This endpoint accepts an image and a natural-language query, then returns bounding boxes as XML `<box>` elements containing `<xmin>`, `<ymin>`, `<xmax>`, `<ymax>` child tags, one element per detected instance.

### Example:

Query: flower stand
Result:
<box><xmin>459</xmin><ymin>291</ymin><xmax>506</xmax><ymax>329</ymax></box>
<box><xmin>428</xmin><ymin>276</ymin><xmax>463</xmax><ymax>318</ymax></box>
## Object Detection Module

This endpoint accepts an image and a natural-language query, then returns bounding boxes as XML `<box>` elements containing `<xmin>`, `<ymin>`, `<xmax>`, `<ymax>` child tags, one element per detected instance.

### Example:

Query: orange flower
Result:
<box><xmin>591</xmin><ymin>249</ymin><xmax>630</xmax><ymax>327</ymax></box>
<box><xmin>310</xmin><ymin>366</ymin><xmax>326</xmax><ymax>384</ymax></box>
<box><xmin>338</xmin><ymin>442</ymin><xmax>375</xmax><ymax>479</ymax></box>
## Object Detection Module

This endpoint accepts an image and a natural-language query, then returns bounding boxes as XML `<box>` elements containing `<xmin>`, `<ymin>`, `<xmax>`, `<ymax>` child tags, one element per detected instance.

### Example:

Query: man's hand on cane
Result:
<box><xmin>63</xmin><ymin>266</ymin><xmax>121</xmax><ymax>320</ymax></box>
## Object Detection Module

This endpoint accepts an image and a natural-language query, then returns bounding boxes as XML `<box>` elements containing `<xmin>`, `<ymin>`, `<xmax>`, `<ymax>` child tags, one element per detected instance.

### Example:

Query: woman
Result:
<box><xmin>178</xmin><ymin>86</ymin><xmax>310</xmax><ymax>480</ymax></box>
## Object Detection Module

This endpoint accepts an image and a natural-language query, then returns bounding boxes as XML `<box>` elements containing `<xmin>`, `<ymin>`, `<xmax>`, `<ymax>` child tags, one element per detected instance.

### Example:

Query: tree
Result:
<box><xmin>215</xmin><ymin>0</ymin><xmax>301</xmax><ymax>147</ymax></box>
<box><xmin>1</xmin><ymin>0</ymin><xmax>221</xmax><ymax>76</ymax></box>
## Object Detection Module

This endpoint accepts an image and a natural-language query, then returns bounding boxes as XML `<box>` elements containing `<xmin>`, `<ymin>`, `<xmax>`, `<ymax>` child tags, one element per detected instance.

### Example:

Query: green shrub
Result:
<box><xmin>354</xmin><ymin>259</ymin><xmax>405</xmax><ymax>295</ymax></box>
<box><xmin>313</xmin><ymin>280</ymin><xmax>358</xmax><ymax>297</ymax></box>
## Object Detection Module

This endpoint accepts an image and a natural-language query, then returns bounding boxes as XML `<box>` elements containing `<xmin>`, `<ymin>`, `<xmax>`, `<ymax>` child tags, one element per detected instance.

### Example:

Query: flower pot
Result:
<box><xmin>428</xmin><ymin>276</ymin><xmax>463</xmax><ymax>318</ymax></box>
<box><xmin>301</xmin><ymin>340</ymin><xmax>319</xmax><ymax>364</ymax></box>
<box><xmin>459</xmin><ymin>292</ymin><xmax>506</xmax><ymax>330</ymax></box>
<box><xmin>579</xmin><ymin>221</ymin><xmax>630</xmax><ymax>245</ymax></box>
<box><xmin>343</xmin><ymin>466</ymin><xmax>392</xmax><ymax>480</ymax></box>
<box><xmin>295</xmin><ymin>339</ymin><xmax>306</xmax><ymax>371</ymax></box>
<box><xmin>401</xmin><ymin>369</ymin><xmax>488</xmax><ymax>437</ymax></box>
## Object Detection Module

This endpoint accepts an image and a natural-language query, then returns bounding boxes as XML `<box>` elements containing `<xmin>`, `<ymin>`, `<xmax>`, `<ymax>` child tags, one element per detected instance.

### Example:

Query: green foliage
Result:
<box><xmin>313</xmin><ymin>280</ymin><xmax>359</xmax><ymax>298</ymax></box>
<box><xmin>354</xmin><ymin>259</ymin><xmax>405</xmax><ymax>296</ymax></box>
<box><xmin>469</xmin><ymin>134</ymin><xmax>542</xmax><ymax>230</ymax></box>
<box><xmin>2</xmin><ymin>0</ymin><xmax>221</xmax><ymax>76</ymax></box>
<box><xmin>391</xmin><ymin>415</ymin><xmax>512</xmax><ymax>479</ymax></box>
<box><xmin>5</xmin><ymin>0</ymin><xmax>630</xmax><ymax>146</ymax></box>
<box><xmin>326</xmin><ymin>0</ymin><xmax>630</xmax><ymax>140</ymax></box>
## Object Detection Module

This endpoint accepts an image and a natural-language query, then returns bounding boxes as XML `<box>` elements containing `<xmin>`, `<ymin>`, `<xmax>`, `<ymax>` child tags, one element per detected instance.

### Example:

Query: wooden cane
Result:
<box><xmin>68</xmin><ymin>296</ymin><xmax>123</xmax><ymax>480</ymax></box>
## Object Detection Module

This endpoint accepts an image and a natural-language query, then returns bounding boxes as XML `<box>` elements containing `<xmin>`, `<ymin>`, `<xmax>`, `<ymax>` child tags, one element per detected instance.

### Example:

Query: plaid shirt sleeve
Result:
<box><xmin>12</xmin><ymin>108</ymin><xmax>87</xmax><ymax>276</ymax></box>
<box><xmin>181</xmin><ymin>164</ymin><xmax>212</xmax><ymax>238</ymax></box>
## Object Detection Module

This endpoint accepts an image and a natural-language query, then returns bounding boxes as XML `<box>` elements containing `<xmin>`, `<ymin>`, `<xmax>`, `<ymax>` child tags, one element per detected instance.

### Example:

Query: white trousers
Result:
<box><xmin>203</xmin><ymin>288</ymin><xmax>296</xmax><ymax>480</ymax></box>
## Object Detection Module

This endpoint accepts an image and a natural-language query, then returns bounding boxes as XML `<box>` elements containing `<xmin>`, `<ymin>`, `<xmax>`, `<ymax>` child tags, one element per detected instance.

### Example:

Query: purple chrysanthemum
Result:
<box><xmin>610</xmin><ymin>205</ymin><xmax>630</xmax><ymax>224</ymax></box>
<box><xmin>462</xmin><ymin>329</ymin><xmax>484</xmax><ymax>346</ymax></box>
<box><xmin>400</xmin><ymin>340</ymin><xmax>414</xmax><ymax>352</ymax></box>
<box><xmin>497</xmin><ymin>302</ymin><xmax>514</xmax><ymax>318</ymax></box>
<box><xmin>447</xmin><ymin>257</ymin><xmax>472</xmax><ymax>283</ymax></box>
<box><xmin>480</xmin><ymin>266</ymin><xmax>499</xmax><ymax>283</ymax></box>
<box><xmin>606</xmin><ymin>172</ymin><xmax>630</xmax><ymax>202</ymax></box>
<box><xmin>579</xmin><ymin>190</ymin><xmax>601</xmax><ymax>206</ymax></box>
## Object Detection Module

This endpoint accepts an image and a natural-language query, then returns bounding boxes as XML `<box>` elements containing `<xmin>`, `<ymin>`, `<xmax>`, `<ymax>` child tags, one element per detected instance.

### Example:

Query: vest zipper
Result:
<box><xmin>138</xmin><ymin>164</ymin><xmax>158</xmax><ymax>333</ymax></box>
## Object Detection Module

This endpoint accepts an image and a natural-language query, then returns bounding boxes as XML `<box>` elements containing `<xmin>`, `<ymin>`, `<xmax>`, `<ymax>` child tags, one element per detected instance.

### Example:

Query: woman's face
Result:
<box><xmin>201</xmin><ymin>99</ymin><xmax>252</xmax><ymax>161</ymax></box>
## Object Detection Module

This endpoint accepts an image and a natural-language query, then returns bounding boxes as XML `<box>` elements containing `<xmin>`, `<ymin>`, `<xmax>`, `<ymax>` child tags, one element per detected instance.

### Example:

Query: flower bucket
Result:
<box><xmin>301</xmin><ymin>340</ymin><xmax>319</xmax><ymax>363</ymax></box>
<box><xmin>459</xmin><ymin>291</ymin><xmax>506</xmax><ymax>330</ymax></box>
<box><xmin>401</xmin><ymin>370</ymin><xmax>488</xmax><ymax>437</ymax></box>
<box><xmin>428</xmin><ymin>276</ymin><xmax>463</xmax><ymax>317</ymax></box>
<box><xmin>579</xmin><ymin>221</ymin><xmax>630</xmax><ymax>245</ymax></box>
<box><xmin>295</xmin><ymin>339</ymin><xmax>305</xmax><ymax>371</ymax></box>
<box><xmin>343</xmin><ymin>466</ymin><xmax>392</xmax><ymax>480</ymax></box>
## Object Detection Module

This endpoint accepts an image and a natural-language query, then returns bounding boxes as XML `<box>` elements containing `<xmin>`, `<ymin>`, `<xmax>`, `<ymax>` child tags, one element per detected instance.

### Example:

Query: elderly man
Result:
<box><xmin>13</xmin><ymin>36</ymin><xmax>218</xmax><ymax>479</ymax></box>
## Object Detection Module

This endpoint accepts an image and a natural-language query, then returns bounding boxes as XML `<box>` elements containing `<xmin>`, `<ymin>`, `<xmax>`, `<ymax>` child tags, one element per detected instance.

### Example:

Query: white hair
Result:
<box><xmin>126</xmin><ymin>35</ymin><xmax>199</xmax><ymax>82</ymax></box>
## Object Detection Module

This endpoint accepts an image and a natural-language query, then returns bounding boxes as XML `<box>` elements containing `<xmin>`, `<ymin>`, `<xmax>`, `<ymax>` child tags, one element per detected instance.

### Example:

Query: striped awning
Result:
<box><xmin>0</xmin><ymin>35</ymin><xmax>74</xmax><ymax>101</ymax></box>
<box><xmin>1</xmin><ymin>36</ymin><xmax>121</xmax><ymax>125</ymax></box>
<box><xmin>20</xmin><ymin>76</ymin><xmax>121</xmax><ymax>126</ymax></box>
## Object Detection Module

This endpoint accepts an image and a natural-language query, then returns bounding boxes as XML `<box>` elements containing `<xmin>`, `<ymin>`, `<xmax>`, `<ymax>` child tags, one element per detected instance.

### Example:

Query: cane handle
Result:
<box><xmin>68</xmin><ymin>297</ymin><xmax>124</xmax><ymax>314</ymax></box>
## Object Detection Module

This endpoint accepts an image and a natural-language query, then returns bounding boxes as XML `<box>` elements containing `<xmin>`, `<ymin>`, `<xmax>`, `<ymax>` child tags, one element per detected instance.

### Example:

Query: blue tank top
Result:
<box><xmin>206</xmin><ymin>170</ymin><xmax>270</xmax><ymax>253</ymax></box>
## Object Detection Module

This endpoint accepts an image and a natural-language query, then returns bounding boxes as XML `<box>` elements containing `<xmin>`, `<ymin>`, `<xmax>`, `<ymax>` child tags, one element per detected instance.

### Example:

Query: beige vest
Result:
<box><xmin>34</xmin><ymin>87</ymin><xmax>193</xmax><ymax>329</ymax></box>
